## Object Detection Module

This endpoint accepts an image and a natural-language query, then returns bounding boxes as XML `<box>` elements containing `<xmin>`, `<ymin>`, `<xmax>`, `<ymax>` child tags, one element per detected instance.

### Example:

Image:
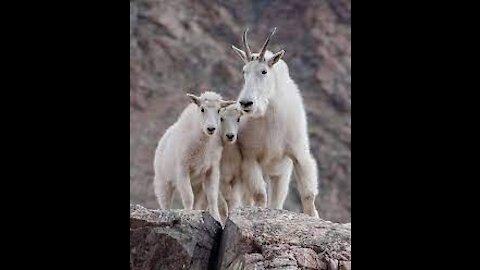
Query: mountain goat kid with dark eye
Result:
<box><xmin>192</xmin><ymin>103</ymin><xmax>250</xmax><ymax>222</ymax></box>
<box><xmin>153</xmin><ymin>91</ymin><xmax>235</xmax><ymax>224</ymax></box>
<box><xmin>217</xmin><ymin>104</ymin><xmax>249</xmax><ymax>219</ymax></box>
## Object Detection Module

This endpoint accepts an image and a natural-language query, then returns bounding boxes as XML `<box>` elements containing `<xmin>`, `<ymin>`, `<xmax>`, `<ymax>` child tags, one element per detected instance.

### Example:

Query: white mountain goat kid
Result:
<box><xmin>193</xmin><ymin>104</ymin><xmax>249</xmax><ymax>221</ymax></box>
<box><xmin>153</xmin><ymin>91</ymin><xmax>234</xmax><ymax>223</ymax></box>
<box><xmin>219</xmin><ymin>104</ymin><xmax>248</xmax><ymax>213</ymax></box>
<box><xmin>231</xmin><ymin>28</ymin><xmax>319</xmax><ymax>217</ymax></box>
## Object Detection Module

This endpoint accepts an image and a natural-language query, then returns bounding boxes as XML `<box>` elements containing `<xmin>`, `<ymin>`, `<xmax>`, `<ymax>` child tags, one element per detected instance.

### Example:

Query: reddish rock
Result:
<box><xmin>218</xmin><ymin>207</ymin><xmax>351</xmax><ymax>270</ymax></box>
<box><xmin>130</xmin><ymin>204</ymin><xmax>222</xmax><ymax>270</ymax></box>
<box><xmin>130</xmin><ymin>0</ymin><xmax>351</xmax><ymax>223</ymax></box>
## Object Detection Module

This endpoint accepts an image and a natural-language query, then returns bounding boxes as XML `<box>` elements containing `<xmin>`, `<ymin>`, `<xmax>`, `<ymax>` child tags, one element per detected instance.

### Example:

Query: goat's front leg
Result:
<box><xmin>203</xmin><ymin>166</ymin><xmax>222</xmax><ymax>225</ymax></box>
<box><xmin>193</xmin><ymin>186</ymin><xmax>207</xmax><ymax>210</ymax></box>
<box><xmin>228</xmin><ymin>178</ymin><xmax>243</xmax><ymax>212</ymax></box>
<box><xmin>242</xmin><ymin>158</ymin><xmax>267</xmax><ymax>208</ymax></box>
<box><xmin>269</xmin><ymin>158</ymin><xmax>293</xmax><ymax>209</ymax></box>
<box><xmin>218</xmin><ymin>180</ymin><xmax>231</xmax><ymax>219</ymax></box>
<box><xmin>218</xmin><ymin>192</ymin><xmax>229</xmax><ymax>223</ymax></box>
<box><xmin>177</xmin><ymin>169</ymin><xmax>194</xmax><ymax>210</ymax></box>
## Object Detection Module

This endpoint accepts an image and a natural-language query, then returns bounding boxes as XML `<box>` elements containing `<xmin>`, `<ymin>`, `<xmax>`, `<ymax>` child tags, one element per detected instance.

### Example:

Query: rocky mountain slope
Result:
<box><xmin>130</xmin><ymin>204</ymin><xmax>351</xmax><ymax>270</ymax></box>
<box><xmin>130</xmin><ymin>0</ymin><xmax>351</xmax><ymax>222</ymax></box>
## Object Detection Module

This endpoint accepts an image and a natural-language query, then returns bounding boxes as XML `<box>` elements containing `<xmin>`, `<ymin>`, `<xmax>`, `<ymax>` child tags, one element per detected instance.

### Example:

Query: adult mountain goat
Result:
<box><xmin>231</xmin><ymin>28</ymin><xmax>319</xmax><ymax>217</ymax></box>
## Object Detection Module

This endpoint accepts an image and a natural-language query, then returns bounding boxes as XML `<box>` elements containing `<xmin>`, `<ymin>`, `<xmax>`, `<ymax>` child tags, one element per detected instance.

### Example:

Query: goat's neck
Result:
<box><xmin>266</xmin><ymin>70</ymin><xmax>288</xmax><ymax>114</ymax></box>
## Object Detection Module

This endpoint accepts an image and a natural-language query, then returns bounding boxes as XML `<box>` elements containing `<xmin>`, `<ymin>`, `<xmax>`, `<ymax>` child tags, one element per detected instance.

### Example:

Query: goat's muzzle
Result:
<box><xmin>239</xmin><ymin>100</ymin><xmax>253</xmax><ymax>110</ymax></box>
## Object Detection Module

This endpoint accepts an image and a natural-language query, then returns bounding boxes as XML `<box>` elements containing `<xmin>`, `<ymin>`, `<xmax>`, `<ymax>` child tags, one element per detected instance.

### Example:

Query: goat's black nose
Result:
<box><xmin>226</xmin><ymin>134</ymin><xmax>235</xmax><ymax>140</ymax></box>
<box><xmin>239</xmin><ymin>100</ymin><xmax>253</xmax><ymax>108</ymax></box>
<box><xmin>207</xmin><ymin>127</ymin><xmax>216</xmax><ymax>132</ymax></box>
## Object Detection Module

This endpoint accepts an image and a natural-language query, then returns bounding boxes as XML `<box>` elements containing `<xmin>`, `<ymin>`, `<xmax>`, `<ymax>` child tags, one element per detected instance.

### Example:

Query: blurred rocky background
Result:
<box><xmin>130</xmin><ymin>0</ymin><xmax>351</xmax><ymax>222</ymax></box>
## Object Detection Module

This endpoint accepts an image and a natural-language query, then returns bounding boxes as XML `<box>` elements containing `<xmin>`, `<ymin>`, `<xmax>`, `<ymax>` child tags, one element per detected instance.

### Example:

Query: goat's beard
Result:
<box><xmin>249</xmin><ymin>98</ymin><xmax>269</xmax><ymax>118</ymax></box>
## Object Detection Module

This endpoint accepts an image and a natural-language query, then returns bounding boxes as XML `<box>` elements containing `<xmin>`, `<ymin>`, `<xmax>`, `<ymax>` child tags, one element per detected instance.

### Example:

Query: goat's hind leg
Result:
<box><xmin>154</xmin><ymin>174</ymin><xmax>175</xmax><ymax>209</ymax></box>
<box><xmin>291</xmin><ymin>151</ymin><xmax>319</xmax><ymax>218</ymax></box>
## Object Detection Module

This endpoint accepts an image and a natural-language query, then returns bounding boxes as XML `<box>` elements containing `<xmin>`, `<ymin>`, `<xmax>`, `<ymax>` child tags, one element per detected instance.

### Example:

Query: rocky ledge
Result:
<box><xmin>130</xmin><ymin>204</ymin><xmax>351</xmax><ymax>270</ymax></box>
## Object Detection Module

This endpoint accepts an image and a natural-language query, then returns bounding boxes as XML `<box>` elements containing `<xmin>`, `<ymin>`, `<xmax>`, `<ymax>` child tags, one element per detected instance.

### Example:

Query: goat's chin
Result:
<box><xmin>203</xmin><ymin>129</ymin><xmax>216</xmax><ymax>136</ymax></box>
<box><xmin>224</xmin><ymin>138</ymin><xmax>237</xmax><ymax>144</ymax></box>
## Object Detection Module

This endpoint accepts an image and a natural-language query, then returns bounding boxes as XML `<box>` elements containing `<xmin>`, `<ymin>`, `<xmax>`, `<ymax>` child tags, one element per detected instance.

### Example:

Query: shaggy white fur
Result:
<box><xmin>232</xmin><ymin>29</ymin><xmax>320</xmax><ymax>217</ymax></box>
<box><xmin>193</xmin><ymin>104</ymin><xmax>249</xmax><ymax>222</ymax></box>
<box><xmin>153</xmin><ymin>91</ymin><xmax>234</xmax><ymax>224</ymax></box>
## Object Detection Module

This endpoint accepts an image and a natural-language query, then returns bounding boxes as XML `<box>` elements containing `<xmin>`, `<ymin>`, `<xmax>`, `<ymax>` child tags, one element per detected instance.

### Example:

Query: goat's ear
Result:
<box><xmin>267</xmin><ymin>50</ymin><xmax>285</xmax><ymax>67</ymax></box>
<box><xmin>186</xmin><ymin>93</ymin><xmax>201</xmax><ymax>106</ymax></box>
<box><xmin>231</xmin><ymin>45</ymin><xmax>248</xmax><ymax>64</ymax></box>
<box><xmin>220</xmin><ymin>100</ymin><xmax>236</xmax><ymax>108</ymax></box>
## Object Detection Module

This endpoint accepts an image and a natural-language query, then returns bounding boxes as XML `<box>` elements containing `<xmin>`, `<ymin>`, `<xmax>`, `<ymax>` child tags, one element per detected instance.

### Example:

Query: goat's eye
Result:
<box><xmin>218</xmin><ymin>109</ymin><xmax>220</xmax><ymax>113</ymax></box>
<box><xmin>220</xmin><ymin>118</ymin><xmax>224</xmax><ymax>122</ymax></box>
<box><xmin>237</xmin><ymin>118</ymin><xmax>240</xmax><ymax>122</ymax></box>
<box><xmin>261</xmin><ymin>70</ymin><xmax>267</xmax><ymax>75</ymax></box>
<box><xmin>201</xmin><ymin>108</ymin><xmax>204</xmax><ymax>112</ymax></box>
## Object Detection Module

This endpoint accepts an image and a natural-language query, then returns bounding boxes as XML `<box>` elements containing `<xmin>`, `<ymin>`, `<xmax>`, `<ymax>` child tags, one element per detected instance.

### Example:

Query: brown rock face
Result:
<box><xmin>130</xmin><ymin>205</ymin><xmax>351</xmax><ymax>269</ymax></box>
<box><xmin>218</xmin><ymin>207</ymin><xmax>351</xmax><ymax>270</ymax></box>
<box><xmin>130</xmin><ymin>0</ymin><xmax>351</xmax><ymax>223</ymax></box>
<box><xmin>130</xmin><ymin>204</ymin><xmax>222</xmax><ymax>270</ymax></box>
